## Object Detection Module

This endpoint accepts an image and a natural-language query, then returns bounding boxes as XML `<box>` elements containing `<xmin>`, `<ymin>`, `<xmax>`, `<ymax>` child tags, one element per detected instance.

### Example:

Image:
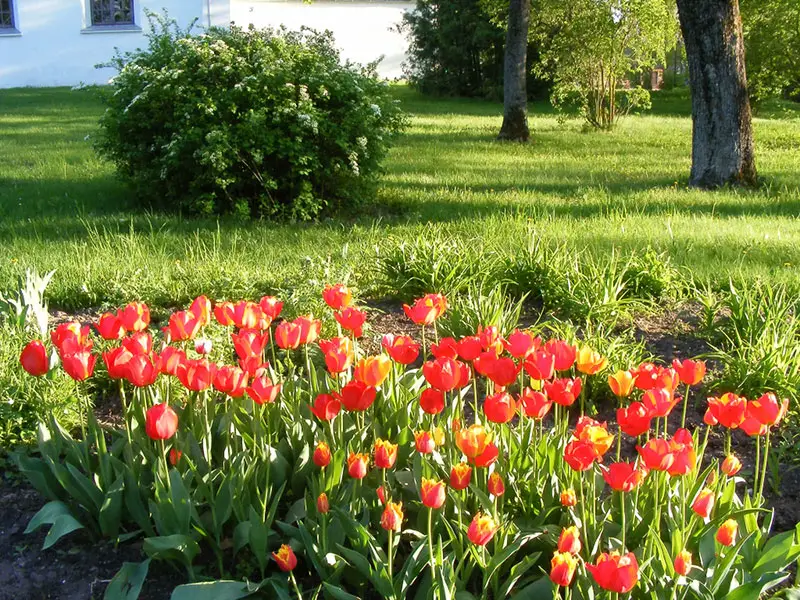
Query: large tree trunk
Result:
<box><xmin>498</xmin><ymin>0</ymin><xmax>530</xmax><ymax>142</ymax></box>
<box><xmin>676</xmin><ymin>0</ymin><xmax>756</xmax><ymax>187</ymax></box>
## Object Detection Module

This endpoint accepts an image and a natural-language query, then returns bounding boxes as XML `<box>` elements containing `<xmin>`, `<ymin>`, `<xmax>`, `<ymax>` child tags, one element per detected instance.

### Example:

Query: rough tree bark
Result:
<box><xmin>676</xmin><ymin>0</ymin><xmax>757</xmax><ymax>187</ymax></box>
<box><xmin>497</xmin><ymin>0</ymin><xmax>530</xmax><ymax>142</ymax></box>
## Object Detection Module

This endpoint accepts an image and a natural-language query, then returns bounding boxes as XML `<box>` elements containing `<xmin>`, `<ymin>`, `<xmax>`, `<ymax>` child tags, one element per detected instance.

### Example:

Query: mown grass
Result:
<box><xmin>1</xmin><ymin>85</ymin><xmax>799</xmax><ymax>314</ymax></box>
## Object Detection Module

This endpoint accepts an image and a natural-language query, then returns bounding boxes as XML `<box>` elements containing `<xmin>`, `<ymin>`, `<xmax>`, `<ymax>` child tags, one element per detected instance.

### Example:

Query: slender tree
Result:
<box><xmin>498</xmin><ymin>0</ymin><xmax>531</xmax><ymax>141</ymax></box>
<box><xmin>676</xmin><ymin>0</ymin><xmax>757</xmax><ymax>187</ymax></box>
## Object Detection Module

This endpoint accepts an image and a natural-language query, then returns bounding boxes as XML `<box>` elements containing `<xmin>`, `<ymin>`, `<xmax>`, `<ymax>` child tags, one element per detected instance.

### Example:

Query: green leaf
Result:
<box><xmin>725</xmin><ymin>572</ymin><xmax>790</xmax><ymax>600</ymax></box>
<box><xmin>752</xmin><ymin>530</ymin><xmax>800</xmax><ymax>579</ymax></box>
<box><xmin>169</xmin><ymin>468</ymin><xmax>192</xmax><ymax>533</ymax></box>
<box><xmin>25</xmin><ymin>500</ymin><xmax>85</xmax><ymax>550</ymax></box>
<box><xmin>143</xmin><ymin>534</ymin><xmax>200</xmax><ymax>567</ymax></box>
<box><xmin>103</xmin><ymin>560</ymin><xmax>150</xmax><ymax>600</ymax></box>
<box><xmin>322</xmin><ymin>582</ymin><xmax>360</xmax><ymax>600</ymax></box>
<box><xmin>99</xmin><ymin>476</ymin><xmax>125</xmax><ymax>538</ymax></box>
<box><xmin>483</xmin><ymin>531</ymin><xmax>542</xmax><ymax>584</ymax></box>
<box><xmin>513</xmin><ymin>575</ymin><xmax>554</xmax><ymax>599</ymax></box>
<box><xmin>170</xmin><ymin>581</ymin><xmax>255</xmax><ymax>600</ymax></box>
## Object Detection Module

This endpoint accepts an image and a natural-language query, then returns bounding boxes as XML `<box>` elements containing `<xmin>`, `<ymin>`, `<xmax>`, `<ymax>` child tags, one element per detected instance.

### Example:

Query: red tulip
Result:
<box><xmin>169</xmin><ymin>448</ymin><xmax>182</xmax><ymax>466</ymax></box>
<box><xmin>519</xmin><ymin>388</ymin><xmax>552</xmax><ymax>419</ymax></box>
<box><xmin>586</xmin><ymin>551</ymin><xmax>639</xmax><ymax>593</ymax></box>
<box><xmin>374</xmin><ymin>439</ymin><xmax>398</xmax><ymax>469</ymax></box>
<box><xmin>176</xmin><ymin>358</ymin><xmax>216</xmax><ymax>391</ymax></box>
<box><xmin>420</xmin><ymin>478</ymin><xmax>446</xmax><ymax>509</ymax></box>
<box><xmin>145</xmin><ymin>403</ymin><xmax>178</xmax><ymax>440</ymax></box>
<box><xmin>432</xmin><ymin>337</ymin><xmax>459</xmax><ymax>360</ymax></box>
<box><xmin>403</xmin><ymin>294</ymin><xmax>448</xmax><ymax>326</ymax></box>
<box><xmin>740</xmin><ymin>413</ymin><xmax>769</xmax><ymax>437</ymax></box>
<box><xmin>20</xmin><ymin>340</ymin><xmax>49</xmax><ymax>376</ymax></box>
<box><xmin>122</xmin><ymin>332</ymin><xmax>152</xmax><ymax>355</ymax></box>
<box><xmin>347</xmin><ymin>452</ymin><xmax>369</xmax><ymax>478</ymax></box>
<box><xmin>705</xmin><ymin>393</ymin><xmax>747</xmax><ymax>429</ymax></box>
<box><xmin>419</xmin><ymin>387</ymin><xmax>445</xmax><ymax>414</ymax></box>
<box><xmin>602</xmin><ymin>461</ymin><xmax>647</xmax><ymax>492</ymax></box>
<box><xmin>487</xmin><ymin>472</ymin><xmax>505</xmax><ymax>496</ymax></box>
<box><xmin>376</xmin><ymin>485</ymin><xmax>387</xmax><ymax>505</ymax></box>
<box><xmin>313</xmin><ymin>441</ymin><xmax>331</xmax><ymax>467</ymax></box>
<box><xmin>96</xmin><ymin>313</ymin><xmax>125</xmax><ymax>340</ymax></box>
<box><xmin>189</xmin><ymin>295</ymin><xmax>211</xmax><ymax>325</ymax></box>
<box><xmin>692</xmin><ymin>488</ymin><xmax>715</xmax><ymax>518</ymax></box>
<box><xmin>722</xmin><ymin>454</ymin><xmax>742</xmax><ymax>476</ymax></box>
<box><xmin>231</xmin><ymin>301</ymin><xmax>261</xmax><ymax>329</ymax></box>
<box><xmin>125</xmin><ymin>353</ymin><xmax>159</xmax><ymax>387</ymax></box>
<box><xmin>456</xmin><ymin>336</ymin><xmax>483</xmax><ymax>361</ymax></box>
<box><xmin>247</xmin><ymin>372</ymin><xmax>281</xmax><ymax>404</ymax></box>
<box><xmin>294</xmin><ymin>315</ymin><xmax>321</xmax><ymax>345</ymax></box>
<box><xmin>473</xmin><ymin>350</ymin><xmax>500</xmax><ymax>378</ymax></box>
<box><xmin>213</xmin><ymin>365</ymin><xmax>248</xmax><ymax>398</ymax></box>
<box><xmin>545</xmin><ymin>339</ymin><xmax>576</xmax><ymax>371</ymax></box>
<box><xmin>319</xmin><ymin>337</ymin><xmax>354</xmax><ymax>374</ymax></box>
<box><xmin>381</xmin><ymin>334</ymin><xmax>420</xmax><ymax>365</ymax></box>
<box><xmin>168</xmin><ymin>310</ymin><xmax>202</xmax><ymax>342</ymax></box>
<box><xmin>643</xmin><ymin>387</ymin><xmax>680</xmax><ymax>418</ymax></box>
<box><xmin>103</xmin><ymin>347</ymin><xmax>132</xmax><ymax>380</ymax></box>
<box><xmin>636</xmin><ymin>438</ymin><xmax>674</xmax><ymax>472</ymax></box>
<box><xmin>51</xmin><ymin>322</ymin><xmax>91</xmax><ymax>354</ymax></box>
<box><xmin>573</xmin><ymin>416</ymin><xmax>614</xmax><ymax>458</ymax></box>
<box><xmin>415</xmin><ymin>430</ymin><xmax>436</xmax><ymax>454</ymax></box>
<box><xmin>336</xmin><ymin>380</ymin><xmax>377</xmax><ymax>412</ymax></box>
<box><xmin>259</xmin><ymin>296</ymin><xmax>283</xmax><ymax>320</ymax></box>
<box><xmin>119</xmin><ymin>301</ymin><xmax>150</xmax><ymax>332</ymax></box>
<box><xmin>557</xmin><ymin>526</ymin><xmax>582</xmax><ymax>554</ymax></box>
<box><xmin>272</xmin><ymin>544</ymin><xmax>297</xmax><ymax>572</ymax></box>
<box><xmin>450</xmin><ymin>463</ymin><xmax>472</xmax><ymax>490</ymax></box>
<box><xmin>467</xmin><ymin>513</ymin><xmax>498</xmax><ymax>546</ymax></box>
<box><xmin>317</xmin><ymin>493</ymin><xmax>329</xmax><ymax>514</ymax></box>
<box><xmin>274</xmin><ymin>321</ymin><xmax>302</xmax><ymax>350</ymax></box>
<box><xmin>524</xmin><ymin>350</ymin><xmax>555</xmax><ymax>381</ymax></box>
<box><xmin>747</xmin><ymin>392</ymin><xmax>789</xmax><ymax>427</ymax></box>
<box><xmin>503</xmin><ymin>329</ymin><xmax>540</xmax><ymax>359</ymax></box>
<box><xmin>617</xmin><ymin>402</ymin><xmax>652</xmax><ymax>437</ymax></box>
<box><xmin>322</xmin><ymin>283</ymin><xmax>352</xmax><ymax>311</ymax></box>
<box><xmin>477</xmin><ymin>325</ymin><xmax>502</xmax><ymax>353</ymax></box>
<box><xmin>483</xmin><ymin>392</ymin><xmax>517</xmax><ymax>423</ymax></box>
<box><xmin>231</xmin><ymin>329</ymin><xmax>268</xmax><ymax>360</ymax></box>
<box><xmin>543</xmin><ymin>377</ymin><xmax>582</xmax><ymax>406</ymax></box>
<box><xmin>213</xmin><ymin>301</ymin><xmax>235</xmax><ymax>326</ymax></box>
<box><xmin>310</xmin><ymin>393</ymin><xmax>341</xmax><ymax>421</ymax></box>
<box><xmin>672</xmin><ymin>359</ymin><xmax>706</xmax><ymax>386</ymax></box>
<box><xmin>334</xmin><ymin>306</ymin><xmax>367</xmax><ymax>338</ymax></box>
<box><xmin>633</xmin><ymin>362</ymin><xmax>660</xmax><ymax>390</ymax></box>
<box><xmin>716</xmin><ymin>519</ymin><xmax>738</xmax><ymax>546</ymax></box>
<box><xmin>483</xmin><ymin>356</ymin><xmax>522</xmax><ymax>388</ymax></box>
<box><xmin>354</xmin><ymin>355</ymin><xmax>392</xmax><ymax>387</ymax></box>
<box><xmin>674</xmin><ymin>550</ymin><xmax>692</xmax><ymax>576</ymax></box>
<box><xmin>656</xmin><ymin>367</ymin><xmax>680</xmax><ymax>392</ymax></box>
<box><xmin>564</xmin><ymin>440</ymin><xmax>597</xmax><ymax>472</ymax></box>
<box><xmin>422</xmin><ymin>357</ymin><xmax>470</xmax><ymax>391</ymax></box>
<box><xmin>471</xmin><ymin>442</ymin><xmax>499</xmax><ymax>467</ymax></box>
<box><xmin>381</xmin><ymin>501</ymin><xmax>404</xmax><ymax>532</ymax></box>
<box><xmin>158</xmin><ymin>346</ymin><xmax>185</xmax><ymax>376</ymax></box>
<box><xmin>550</xmin><ymin>552</ymin><xmax>578</xmax><ymax>587</ymax></box>
<box><xmin>61</xmin><ymin>350</ymin><xmax>96</xmax><ymax>381</ymax></box>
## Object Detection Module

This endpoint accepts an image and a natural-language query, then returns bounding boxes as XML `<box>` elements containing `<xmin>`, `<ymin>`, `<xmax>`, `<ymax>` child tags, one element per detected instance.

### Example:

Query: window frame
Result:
<box><xmin>82</xmin><ymin>0</ymin><xmax>141</xmax><ymax>34</ymax></box>
<box><xmin>0</xmin><ymin>0</ymin><xmax>17</xmax><ymax>31</ymax></box>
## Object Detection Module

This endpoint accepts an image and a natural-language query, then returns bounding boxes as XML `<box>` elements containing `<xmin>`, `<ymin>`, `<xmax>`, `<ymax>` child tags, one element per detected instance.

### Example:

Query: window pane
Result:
<box><xmin>91</xmin><ymin>0</ymin><xmax>134</xmax><ymax>25</ymax></box>
<box><xmin>0</xmin><ymin>0</ymin><xmax>14</xmax><ymax>28</ymax></box>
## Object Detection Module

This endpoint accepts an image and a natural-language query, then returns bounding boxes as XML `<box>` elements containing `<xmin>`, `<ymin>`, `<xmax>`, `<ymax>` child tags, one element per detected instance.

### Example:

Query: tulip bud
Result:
<box><xmin>674</xmin><ymin>549</ymin><xmax>692</xmax><ymax>576</ymax></box>
<box><xmin>467</xmin><ymin>513</ymin><xmax>498</xmax><ymax>546</ymax></box>
<box><xmin>20</xmin><ymin>340</ymin><xmax>49</xmax><ymax>377</ymax></box>
<box><xmin>145</xmin><ymin>403</ymin><xmax>179</xmax><ymax>441</ymax></box>
<box><xmin>557</xmin><ymin>526</ymin><xmax>582</xmax><ymax>555</ymax></box>
<box><xmin>716</xmin><ymin>519</ymin><xmax>738</xmax><ymax>546</ymax></box>
<box><xmin>194</xmin><ymin>338</ymin><xmax>212</xmax><ymax>355</ymax></box>
<box><xmin>316</xmin><ymin>493</ymin><xmax>329</xmax><ymax>514</ymax></box>
<box><xmin>550</xmin><ymin>551</ymin><xmax>578</xmax><ymax>587</ymax></box>
<box><xmin>313</xmin><ymin>441</ymin><xmax>332</xmax><ymax>468</ymax></box>
<box><xmin>415</xmin><ymin>431</ymin><xmax>436</xmax><ymax>454</ymax></box>
<box><xmin>376</xmin><ymin>485</ymin><xmax>387</xmax><ymax>506</ymax></box>
<box><xmin>560</xmin><ymin>488</ymin><xmax>577</xmax><ymax>507</ymax></box>
<box><xmin>420</xmin><ymin>478</ymin><xmax>446</xmax><ymax>509</ymax></box>
<box><xmin>488</xmin><ymin>472</ymin><xmax>505</xmax><ymax>497</ymax></box>
<box><xmin>722</xmin><ymin>454</ymin><xmax>742</xmax><ymax>477</ymax></box>
<box><xmin>168</xmin><ymin>448</ymin><xmax>182</xmax><ymax>466</ymax></box>
<box><xmin>347</xmin><ymin>452</ymin><xmax>369</xmax><ymax>479</ymax></box>
<box><xmin>272</xmin><ymin>544</ymin><xmax>297</xmax><ymax>572</ymax></box>
<box><xmin>374</xmin><ymin>439</ymin><xmax>398</xmax><ymax>469</ymax></box>
<box><xmin>691</xmin><ymin>488</ymin><xmax>715</xmax><ymax>519</ymax></box>
<box><xmin>381</xmin><ymin>501</ymin><xmax>403</xmax><ymax>532</ymax></box>
<box><xmin>450</xmin><ymin>463</ymin><xmax>472</xmax><ymax>490</ymax></box>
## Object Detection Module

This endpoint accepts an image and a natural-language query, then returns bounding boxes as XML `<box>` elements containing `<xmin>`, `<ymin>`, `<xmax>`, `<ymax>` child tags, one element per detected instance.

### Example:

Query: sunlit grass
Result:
<box><xmin>0</xmin><ymin>85</ymin><xmax>799</xmax><ymax>310</ymax></box>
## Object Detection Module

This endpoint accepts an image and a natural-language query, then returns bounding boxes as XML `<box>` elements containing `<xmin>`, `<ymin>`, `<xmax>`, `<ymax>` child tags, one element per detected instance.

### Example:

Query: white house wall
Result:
<box><xmin>231</xmin><ymin>0</ymin><xmax>414</xmax><ymax>79</ymax></box>
<box><xmin>0</xmin><ymin>0</ymin><xmax>231</xmax><ymax>88</ymax></box>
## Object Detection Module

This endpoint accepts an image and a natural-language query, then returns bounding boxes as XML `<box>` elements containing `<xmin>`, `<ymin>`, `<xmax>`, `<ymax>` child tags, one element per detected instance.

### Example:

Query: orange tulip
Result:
<box><xmin>381</xmin><ymin>501</ymin><xmax>404</xmax><ymax>532</ymax></box>
<box><xmin>574</xmin><ymin>416</ymin><xmax>615</xmax><ymax>458</ymax></box>
<box><xmin>275</xmin><ymin>321</ymin><xmax>302</xmax><ymax>350</ymax></box>
<box><xmin>691</xmin><ymin>488</ymin><xmax>715</xmax><ymax>519</ymax></box>
<box><xmin>313</xmin><ymin>442</ymin><xmax>331</xmax><ymax>468</ymax></box>
<box><xmin>674</xmin><ymin>550</ymin><xmax>692</xmax><ymax>576</ymax></box>
<box><xmin>560</xmin><ymin>488</ymin><xmax>577</xmax><ymax>507</ymax></box>
<box><xmin>716</xmin><ymin>519</ymin><xmax>738</xmax><ymax>546</ymax></box>
<box><xmin>456</xmin><ymin>425</ymin><xmax>491</xmax><ymax>459</ymax></box>
<box><xmin>119</xmin><ymin>301</ymin><xmax>150</xmax><ymax>332</ymax></box>
<box><xmin>374</xmin><ymin>439</ymin><xmax>398</xmax><ymax>469</ymax></box>
<box><xmin>347</xmin><ymin>452</ymin><xmax>369</xmax><ymax>479</ymax></box>
<box><xmin>672</xmin><ymin>358</ymin><xmax>706</xmax><ymax>386</ymax></box>
<box><xmin>576</xmin><ymin>346</ymin><xmax>607</xmax><ymax>375</ymax></box>
<box><xmin>467</xmin><ymin>513</ymin><xmax>498</xmax><ymax>546</ymax></box>
<box><xmin>294</xmin><ymin>315</ymin><xmax>321</xmax><ymax>345</ymax></box>
<box><xmin>231</xmin><ymin>301</ymin><xmax>262</xmax><ymax>329</ymax></box>
<box><xmin>420</xmin><ymin>478</ymin><xmax>446</xmax><ymax>509</ymax></box>
<box><xmin>721</xmin><ymin>454</ymin><xmax>742</xmax><ymax>477</ymax></box>
<box><xmin>403</xmin><ymin>294</ymin><xmax>447</xmax><ymax>326</ymax></box>
<box><xmin>557</xmin><ymin>526</ymin><xmax>582</xmax><ymax>555</ymax></box>
<box><xmin>415</xmin><ymin>430</ymin><xmax>436</xmax><ymax>454</ymax></box>
<box><xmin>322</xmin><ymin>283</ymin><xmax>352</xmax><ymax>310</ymax></box>
<box><xmin>550</xmin><ymin>551</ymin><xmax>578</xmax><ymax>587</ymax></box>
<box><xmin>272</xmin><ymin>544</ymin><xmax>297</xmax><ymax>572</ymax></box>
<box><xmin>487</xmin><ymin>472</ymin><xmax>505</xmax><ymax>497</ymax></box>
<box><xmin>317</xmin><ymin>493</ymin><xmax>329</xmax><ymax>514</ymax></box>
<box><xmin>705</xmin><ymin>393</ymin><xmax>747</xmax><ymax>429</ymax></box>
<box><xmin>450</xmin><ymin>463</ymin><xmax>472</xmax><ymax>490</ymax></box>
<box><xmin>354</xmin><ymin>355</ymin><xmax>392</xmax><ymax>387</ymax></box>
<box><xmin>608</xmin><ymin>370</ymin><xmax>635</xmax><ymax>398</ymax></box>
<box><xmin>213</xmin><ymin>301</ymin><xmax>235</xmax><ymax>326</ymax></box>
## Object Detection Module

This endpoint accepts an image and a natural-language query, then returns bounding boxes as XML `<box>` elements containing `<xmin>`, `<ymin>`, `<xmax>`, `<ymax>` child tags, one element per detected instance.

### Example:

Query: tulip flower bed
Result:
<box><xmin>13</xmin><ymin>286</ymin><xmax>800</xmax><ymax>599</ymax></box>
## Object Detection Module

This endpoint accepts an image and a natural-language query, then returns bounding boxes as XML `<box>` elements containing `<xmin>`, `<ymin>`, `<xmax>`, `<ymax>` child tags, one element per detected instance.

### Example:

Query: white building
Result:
<box><xmin>0</xmin><ymin>0</ymin><xmax>414</xmax><ymax>88</ymax></box>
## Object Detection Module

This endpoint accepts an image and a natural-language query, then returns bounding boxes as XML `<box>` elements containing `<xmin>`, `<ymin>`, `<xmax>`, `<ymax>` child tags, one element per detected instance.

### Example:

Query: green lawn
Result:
<box><xmin>1</xmin><ymin>86</ymin><xmax>800</xmax><ymax>312</ymax></box>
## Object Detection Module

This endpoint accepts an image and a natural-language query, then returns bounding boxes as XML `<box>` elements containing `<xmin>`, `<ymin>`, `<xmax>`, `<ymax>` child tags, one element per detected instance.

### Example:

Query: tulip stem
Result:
<box><xmin>620</xmin><ymin>490</ymin><xmax>626</xmax><ymax>550</ymax></box>
<box><xmin>421</xmin><ymin>326</ymin><xmax>427</xmax><ymax>360</ymax></box>
<box><xmin>754</xmin><ymin>433</ymin><xmax>761</xmax><ymax>504</ymax></box>
<box><xmin>160</xmin><ymin>438</ymin><xmax>171</xmax><ymax>494</ymax></box>
<box><xmin>725</xmin><ymin>430</ymin><xmax>731</xmax><ymax>457</ymax></box>
<box><xmin>388</xmin><ymin>529</ymin><xmax>395</xmax><ymax>587</ymax></box>
<box><xmin>428</xmin><ymin>507</ymin><xmax>436</xmax><ymax>583</ymax></box>
<box><xmin>681</xmin><ymin>383</ymin><xmax>690</xmax><ymax>429</ymax></box>
<box><xmin>758</xmin><ymin>429</ymin><xmax>771</xmax><ymax>504</ymax></box>
<box><xmin>289</xmin><ymin>571</ymin><xmax>303</xmax><ymax>600</ymax></box>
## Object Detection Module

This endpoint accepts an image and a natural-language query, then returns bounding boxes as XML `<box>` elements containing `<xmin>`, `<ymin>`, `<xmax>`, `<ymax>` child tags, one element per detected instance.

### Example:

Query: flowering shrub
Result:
<box><xmin>14</xmin><ymin>287</ymin><xmax>800</xmax><ymax>598</ymax></box>
<box><xmin>96</xmin><ymin>14</ymin><xmax>406</xmax><ymax>221</ymax></box>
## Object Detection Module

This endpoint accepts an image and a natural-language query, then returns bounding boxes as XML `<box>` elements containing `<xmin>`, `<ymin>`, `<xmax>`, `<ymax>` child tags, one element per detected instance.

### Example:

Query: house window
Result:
<box><xmin>0</xmin><ymin>0</ymin><xmax>14</xmax><ymax>29</ymax></box>
<box><xmin>91</xmin><ymin>0</ymin><xmax>134</xmax><ymax>26</ymax></box>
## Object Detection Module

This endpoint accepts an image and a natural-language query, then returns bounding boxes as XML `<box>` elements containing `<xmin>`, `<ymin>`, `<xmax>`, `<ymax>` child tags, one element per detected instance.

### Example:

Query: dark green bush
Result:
<box><xmin>96</xmin><ymin>14</ymin><xmax>406</xmax><ymax>220</ymax></box>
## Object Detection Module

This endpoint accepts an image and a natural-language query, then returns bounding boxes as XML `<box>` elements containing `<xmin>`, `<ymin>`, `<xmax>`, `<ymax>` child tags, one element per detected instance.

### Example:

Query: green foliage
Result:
<box><xmin>96</xmin><ymin>12</ymin><xmax>406</xmax><ymax>221</ymax></box>
<box><xmin>742</xmin><ymin>0</ymin><xmax>800</xmax><ymax>103</ymax></box>
<box><xmin>532</xmin><ymin>0</ymin><xmax>679</xmax><ymax>128</ymax></box>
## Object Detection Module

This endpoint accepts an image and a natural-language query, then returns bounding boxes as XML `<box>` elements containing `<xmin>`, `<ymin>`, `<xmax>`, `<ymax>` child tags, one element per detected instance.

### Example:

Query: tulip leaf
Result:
<box><xmin>496</xmin><ymin>553</ymin><xmax>540</xmax><ymax>598</ymax></box>
<box><xmin>103</xmin><ymin>559</ymin><xmax>150</xmax><ymax>600</ymax></box>
<box><xmin>725</xmin><ymin>572</ymin><xmax>790</xmax><ymax>600</ymax></box>
<box><xmin>143</xmin><ymin>534</ymin><xmax>200</xmax><ymax>567</ymax></box>
<box><xmin>169</xmin><ymin>580</ymin><xmax>255</xmax><ymax>600</ymax></box>
<box><xmin>124</xmin><ymin>471</ymin><xmax>155</xmax><ymax>536</ymax></box>
<box><xmin>752</xmin><ymin>530</ymin><xmax>800</xmax><ymax>579</ymax></box>
<box><xmin>483</xmin><ymin>531</ymin><xmax>543</xmax><ymax>585</ymax></box>
<box><xmin>711</xmin><ymin>532</ymin><xmax>753</xmax><ymax>594</ymax></box>
<box><xmin>13</xmin><ymin>453</ymin><xmax>62</xmax><ymax>502</ymax></box>
<box><xmin>169</xmin><ymin>468</ymin><xmax>192</xmax><ymax>533</ymax></box>
<box><xmin>396</xmin><ymin>537</ymin><xmax>429</xmax><ymax>595</ymax></box>
<box><xmin>99</xmin><ymin>475</ymin><xmax>125</xmax><ymax>538</ymax></box>
<box><xmin>322</xmin><ymin>582</ymin><xmax>360</xmax><ymax>600</ymax></box>
<box><xmin>25</xmin><ymin>500</ymin><xmax>85</xmax><ymax>550</ymax></box>
<box><xmin>515</xmin><ymin>576</ymin><xmax>555</xmax><ymax>600</ymax></box>
<box><xmin>233</xmin><ymin>521</ymin><xmax>251</xmax><ymax>556</ymax></box>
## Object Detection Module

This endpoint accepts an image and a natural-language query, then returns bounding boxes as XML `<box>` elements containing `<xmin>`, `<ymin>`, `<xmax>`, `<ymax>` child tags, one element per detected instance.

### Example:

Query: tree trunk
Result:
<box><xmin>676</xmin><ymin>0</ymin><xmax>756</xmax><ymax>187</ymax></box>
<box><xmin>498</xmin><ymin>0</ymin><xmax>530</xmax><ymax>142</ymax></box>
